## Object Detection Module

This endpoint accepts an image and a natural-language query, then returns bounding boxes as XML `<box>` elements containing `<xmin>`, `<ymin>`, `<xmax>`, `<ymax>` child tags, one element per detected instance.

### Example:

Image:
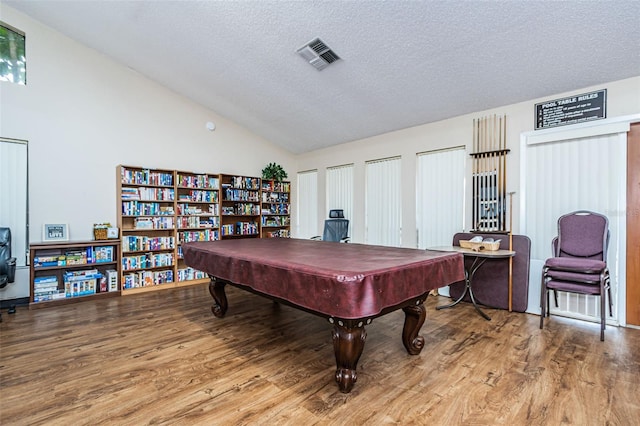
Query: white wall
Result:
<box><xmin>297</xmin><ymin>77</ymin><xmax>640</xmax><ymax>246</ymax></box>
<box><xmin>0</xmin><ymin>6</ymin><xmax>296</xmax><ymax>299</ymax></box>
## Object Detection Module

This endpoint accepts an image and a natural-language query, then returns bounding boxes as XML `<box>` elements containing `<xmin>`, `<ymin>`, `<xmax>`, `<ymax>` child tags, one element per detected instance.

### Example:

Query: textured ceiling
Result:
<box><xmin>5</xmin><ymin>1</ymin><xmax>640</xmax><ymax>153</ymax></box>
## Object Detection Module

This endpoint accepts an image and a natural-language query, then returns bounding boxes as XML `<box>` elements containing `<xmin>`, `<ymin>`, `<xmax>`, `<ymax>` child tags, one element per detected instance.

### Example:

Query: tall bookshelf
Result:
<box><xmin>175</xmin><ymin>171</ymin><xmax>220</xmax><ymax>282</ymax></box>
<box><xmin>220</xmin><ymin>174</ymin><xmax>261</xmax><ymax>239</ymax></box>
<box><xmin>118</xmin><ymin>166</ymin><xmax>178</xmax><ymax>294</ymax></box>
<box><xmin>260</xmin><ymin>180</ymin><xmax>291</xmax><ymax>238</ymax></box>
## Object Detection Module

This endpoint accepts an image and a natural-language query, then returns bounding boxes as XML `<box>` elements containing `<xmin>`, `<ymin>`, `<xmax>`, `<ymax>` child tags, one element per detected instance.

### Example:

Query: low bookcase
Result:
<box><xmin>29</xmin><ymin>239</ymin><xmax>121</xmax><ymax>309</ymax></box>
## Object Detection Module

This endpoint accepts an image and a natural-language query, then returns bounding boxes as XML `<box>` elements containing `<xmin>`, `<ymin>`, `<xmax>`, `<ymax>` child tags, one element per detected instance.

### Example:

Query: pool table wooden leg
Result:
<box><xmin>332</xmin><ymin>321</ymin><xmax>367</xmax><ymax>393</ymax></box>
<box><xmin>402</xmin><ymin>298</ymin><xmax>427</xmax><ymax>355</ymax></box>
<box><xmin>208</xmin><ymin>277</ymin><xmax>228</xmax><ymax>318</ymax></box>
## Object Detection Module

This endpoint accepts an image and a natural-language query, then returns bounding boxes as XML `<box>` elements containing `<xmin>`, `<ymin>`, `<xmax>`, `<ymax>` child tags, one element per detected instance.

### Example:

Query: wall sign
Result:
<box><xmin>535</xmin><ymin>89</ymin><xmax>606</xmax><ymax>130</ymax></box>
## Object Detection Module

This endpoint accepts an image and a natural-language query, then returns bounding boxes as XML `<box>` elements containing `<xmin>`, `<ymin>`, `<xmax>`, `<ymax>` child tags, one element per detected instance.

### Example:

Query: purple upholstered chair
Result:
<box><xmin>539</xmin><ymin>211</ymin><xmax>612</xmax><ymax>341</ymax></box>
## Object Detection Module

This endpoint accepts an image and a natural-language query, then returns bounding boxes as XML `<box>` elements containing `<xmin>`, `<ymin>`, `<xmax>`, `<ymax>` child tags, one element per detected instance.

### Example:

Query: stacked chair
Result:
<box><xmin>539</xmin><ymin>211</ymin><xmax>612</xmax><ymax>341</ymax></box>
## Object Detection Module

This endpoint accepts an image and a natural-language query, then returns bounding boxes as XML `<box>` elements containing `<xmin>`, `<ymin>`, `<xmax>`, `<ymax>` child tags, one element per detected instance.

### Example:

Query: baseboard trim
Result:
<box><xmin>1</xmin><ymin>297</ymin><xmax>29</xmax><ymax>309</ymax></box>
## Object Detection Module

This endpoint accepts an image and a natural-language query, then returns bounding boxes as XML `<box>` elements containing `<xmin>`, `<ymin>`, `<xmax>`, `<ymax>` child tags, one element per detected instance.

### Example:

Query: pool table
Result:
<box><xmin>183</xmin><ymin>238</ymin><xmax>464</xmax><ymax>393</ymax></box>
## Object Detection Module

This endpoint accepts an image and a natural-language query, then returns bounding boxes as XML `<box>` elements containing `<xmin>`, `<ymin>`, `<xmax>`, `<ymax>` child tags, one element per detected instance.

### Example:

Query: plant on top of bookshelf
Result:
<box><xmin>261</xmin><ymin>163</ymin><xmax>288</xmax><ymax>181</ymax></box>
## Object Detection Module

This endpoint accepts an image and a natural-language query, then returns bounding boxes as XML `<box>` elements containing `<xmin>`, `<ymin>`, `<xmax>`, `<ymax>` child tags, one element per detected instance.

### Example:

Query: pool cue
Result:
<box><xmin>508</xmin><ymin>191</ymin><xmax>515</xmax><ymax>311</ymax></box>
<box><xmin>473</xmin><ymin>119</ymin><xmax>477</xmax><ymax>229</ymax></box>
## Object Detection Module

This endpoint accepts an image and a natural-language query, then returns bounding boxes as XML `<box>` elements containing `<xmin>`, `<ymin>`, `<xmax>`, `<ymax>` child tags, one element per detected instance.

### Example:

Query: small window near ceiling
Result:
<box><xmin>0</xmin><ymin>22</ymin><xmax>26</xmax><ymax>85</ymax></box>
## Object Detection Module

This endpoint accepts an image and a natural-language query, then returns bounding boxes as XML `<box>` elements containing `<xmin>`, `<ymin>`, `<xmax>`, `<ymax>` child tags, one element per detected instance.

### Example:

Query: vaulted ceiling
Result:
<box><xmin>6</xmin><ymin>1</ymin><xmax>640</xmax><ymax>153</ymax></box>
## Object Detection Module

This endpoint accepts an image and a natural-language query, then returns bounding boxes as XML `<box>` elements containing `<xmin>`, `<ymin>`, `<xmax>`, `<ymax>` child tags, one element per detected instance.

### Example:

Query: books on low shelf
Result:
<box><xmin>63</xmin><ymin>269</ymin><xmax>102</xmax><ymax>298</ymax></box>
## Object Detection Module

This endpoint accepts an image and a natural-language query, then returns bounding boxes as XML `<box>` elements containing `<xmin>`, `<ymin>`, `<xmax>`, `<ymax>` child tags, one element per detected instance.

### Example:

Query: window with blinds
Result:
<box><xmin>326</xmin><ymin>164</ymin><xmax>354</xmax><ymax>234</ymax></box>
<box><xmin>416</xmin><ymin>147</ymin><xmax>466</xmax><ymax>249</ymax></box>
<box><xmin>522</xmin><ymin>130</ymin><xmax>627</xmax><ymax>322</ymax></box>
<box><xmin>295</xmin><ymin>170</ymin><xmax>318</xmax><ymax>239</ymax></box>
<box><xmin>0</xmin><ymin>138</ymin><xmax>28</xmax><ymax>266</ymax></box>
<box><xmin>365</xmin><ymin>157</ymin><xmax>401</xmax><ymax>247</ymax></box>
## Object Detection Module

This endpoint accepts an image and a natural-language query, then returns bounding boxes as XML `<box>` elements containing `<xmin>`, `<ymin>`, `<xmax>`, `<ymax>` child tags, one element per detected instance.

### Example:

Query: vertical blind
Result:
<box><xmin>295</xmin><ymin>170</ymin><xmax>318</xmax><ymax>239</ymax></box>
<box><xmin>326</xmin><ymin>164</ymin><xmax>354</xmax><ymax>234</ymax></box>
<box><xmin>365</xmin><ymin>157</ymin><xmax>401</xmax><ymax>247</ymax></box>
<box><xmin>0</xmin><ymin>139</ymin><xmax>28</xmax><ymax>266</ymax></box>
<box><xmin>416</xmin><ymin>147</ymin><xmax>466</xmax><ymax>249</ymax></box>
<box><xmin>523</xmin><ymin>132</ymin><xmax>626</xmax><ymax>322</ymax></box>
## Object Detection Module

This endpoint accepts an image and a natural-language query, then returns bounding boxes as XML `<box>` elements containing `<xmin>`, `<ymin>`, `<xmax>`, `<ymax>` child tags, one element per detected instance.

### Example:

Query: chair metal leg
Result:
<box><xmin>605</xmin><ymin>275</ymin><xmax>613</xmax><ymax>317</ymax></box>
<box><xmin>540</xmin><ymin>272</ymin><xmax>547</xmax><ymax>330</ymax></box>
<box><xmin>600</xmin><ymin>287</ymin><xmax>606</xmax><ymax>342</ymax></box>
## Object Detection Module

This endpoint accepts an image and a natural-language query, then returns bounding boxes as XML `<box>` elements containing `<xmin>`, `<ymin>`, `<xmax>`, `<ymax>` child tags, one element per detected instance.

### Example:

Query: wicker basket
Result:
<box><xmin>93</xmin><ymin>223</ymin><xmax>110</xmax><ymax>240</ymax></box>
<box><xmin>459</xmin><ymin>239</ymin><xmax>500</xmax><ymax>251</ymax></box>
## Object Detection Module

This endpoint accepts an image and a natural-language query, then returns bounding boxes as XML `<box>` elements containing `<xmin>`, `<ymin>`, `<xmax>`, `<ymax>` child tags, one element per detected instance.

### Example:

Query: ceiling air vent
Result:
<box><xmin>296</xmin><ymin>38</ymin><xmax>341</xmax><ymax>71</ymax></box>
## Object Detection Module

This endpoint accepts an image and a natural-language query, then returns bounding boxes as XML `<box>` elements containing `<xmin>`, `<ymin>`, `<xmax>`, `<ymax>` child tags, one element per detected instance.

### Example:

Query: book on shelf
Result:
<box><xmin>105</xmin><ymin>269</ymin><xmax>118</xmax><ymax>292</ymax></box>
<box><xmin>94</xmin><ymin>246</ymin><xmax>114</xmax><ymax>262</ymax></box>
<box><xmin>33</xmin><ymin>255</ymin><xmax>66</xmax><ymax>268</ymax></box>
<box><xmin>63</xmin><ymin>269</ymin><xmax>102</xmax><ymax>298</ymax></box>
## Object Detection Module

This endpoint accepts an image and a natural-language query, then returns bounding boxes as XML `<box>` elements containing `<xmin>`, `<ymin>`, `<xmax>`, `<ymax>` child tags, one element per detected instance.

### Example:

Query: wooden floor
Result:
<box><xmin>1</xmin><ymin>284</ymin><xmax>639</xmax><ymax>425</ymax></box>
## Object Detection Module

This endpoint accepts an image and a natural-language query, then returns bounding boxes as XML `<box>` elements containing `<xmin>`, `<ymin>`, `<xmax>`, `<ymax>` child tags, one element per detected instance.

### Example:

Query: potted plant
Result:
<box><xmin>261</xmin><ymin>163</ymin><xmax>288</xmax><ymax>181</ymax></box>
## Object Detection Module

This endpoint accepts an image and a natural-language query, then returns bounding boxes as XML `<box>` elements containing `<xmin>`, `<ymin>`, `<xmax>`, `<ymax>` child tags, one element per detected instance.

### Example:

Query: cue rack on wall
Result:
<box><xmin>471</xmin><ymin>114</ymin><xmax>510</xmax><ymax>232</ymax></box>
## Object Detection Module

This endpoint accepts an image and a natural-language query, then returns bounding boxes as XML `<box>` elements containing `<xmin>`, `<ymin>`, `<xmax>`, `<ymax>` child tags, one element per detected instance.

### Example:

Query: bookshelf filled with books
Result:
<box><xmin>117</xmin><ymin>166</ymin><xmax>292</xmax><ymax>295</ymax></box>
<box><xmin>220</xmin><ymin>174</ymin><xmax>261</xmax><ymax>239</ymax></box>
<box><xmin>175</xmin><ymin>170</ymin><xmax>220</xmax><ymax>283</ymax></box>
<box><xmin>29</xmin><ymin>239</ymin><xmax>120</xmax><ymax>308</ymax></box>
<box><xmin>260</xmin><ymin>179</ymin><xmax>291</xmax><ymax>238</ymax></box>
<box><xmin>118</xmin><ymin>166</ymin><xmax>178</xmax><ymax>294</ymax></box>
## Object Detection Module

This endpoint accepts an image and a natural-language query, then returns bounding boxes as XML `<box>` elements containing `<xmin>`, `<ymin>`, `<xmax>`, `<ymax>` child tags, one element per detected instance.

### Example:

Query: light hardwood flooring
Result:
<box><xmin>1</xmin><ymin>284</ymin><xmax>639</xmax><ymax>425</ymax></box>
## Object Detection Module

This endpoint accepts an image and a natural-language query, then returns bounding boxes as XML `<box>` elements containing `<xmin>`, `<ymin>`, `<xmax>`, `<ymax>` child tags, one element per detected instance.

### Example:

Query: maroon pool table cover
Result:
<box><xmin>183</xmin><ymin>238</ymin><xmax>464</xmax><ymax>319</ymax></box>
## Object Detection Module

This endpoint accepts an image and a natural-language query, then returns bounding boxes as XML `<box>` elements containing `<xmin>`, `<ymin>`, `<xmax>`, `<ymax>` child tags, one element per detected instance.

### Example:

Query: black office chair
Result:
<box><xmin>0</xmin><ymin>227</ymin><xmax>17</xmax><ymax>289</ymax></box>
<box><xmin>312</xmin><ymin>210</ymin><xmax>350</xmax><ymax>243</ymax></box>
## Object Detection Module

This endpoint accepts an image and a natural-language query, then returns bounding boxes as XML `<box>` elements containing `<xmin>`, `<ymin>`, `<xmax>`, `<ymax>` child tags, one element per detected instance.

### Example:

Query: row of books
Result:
<box><xmin>125</xmin><ymin>187</ymin><xmax>175</xmax><ymax>201</ymax></box>
<box><xmin>177</xmin><ymin>190</ymin><xmax>219</xmax><ymax>203</ymax></box>
<box><xmin>33</xmin><ymin>276</ymin><xmax>62</xmax><ymax>302</ymax></box>
<box><xmin>134</xmin><ymin>217</ymin><xmax>174</xmax><ymax>230</ymax></box>
<box><xmin>263</xmin><ymin>203</ymin><xmax>290</xmax><ymax>214</ymax></box>
<box><xmin>228</xmin><ymin>176</ymin><xmax>260</xmax><ymax>190</ymax></box>
<box><xmin>122</xmin><ymin>201</ymin><xmax>175</xmax><ymax>216</ymax></box>
<box><xmin>122</xmin><ymin>236</ymin><xmax>175</xmax><ymax>252</ymax></box>
<box><xmin>121</xmin><ymin>168</ymin><xmax>174</xmax><ymax>187</ymax></box>
<box><xmin>63</xmin><ymin>269</ymin><xmax>103</xmax><ymax>298</ymax></box>
<box><xmin>176</xmin><ymin>174</ymin><xmax>219</xmax><ymax>189</ymax></box>
<box><xmin>177</xmin><ymin>216</ymin><xmax>219</xmax><ymax>229</ymax></box>
<box><xmin>176</xmin><ymin>203</ymin><xmax>219</xmax><ymax>215</ymax></box>
<box><xmin>262</xmin><ymin>192</ymin><xmax>289</xmax><ymax>203</ymax></box>
<box><xmin>122</xmin><ymin>253</ymin><xmax>174</xmax><ymax>271</ymax></box>
<box><xmin>33</xmin><ymin>269</ymin><xmax>118</xmax><ymax>302</ymax></box>
<box><xmin>123</xmin><ymin>269</ymin><xmax>174</xmax><ymax>289</ymax></box>
<box><xmin>177</xmin><ymin>229</ymin><xmax>219</xmax><ymax>243</ymax></box>
<box><xmin>34</xmin><ymin>246</ymin><xmax>114</xmax><ymax>268</ymax></box>
<box><xmin>223</xmin><ymin>188</ymin><xmax>260</xmax><ymax>202</ymax></box>
<box><xmin>261</xmin><ymin>181</ymin><xmax>290</xmax><ymax>192</ymax></box>
<box><xmin>177</xmin><ymin>267</ymin><xmax>207</xmax><ymax>282</ymax></box>
<box><xmin>221</xmin><ymin>222</ymin><xmax>258</xmax><ymax>236</ymax></box>
<box><xmin>221</xmin><ymin>203</ymin><xmax>260</xmax><ymax>216</ymax></box>
<box><xmin>261</xmin><ymin>216</ymin><xmax>290</xmax><ymax>227</ymax></box>
<box><xmin>264</xmin><ymin>229</ymin><xmax>291</xmax><ymax>238</ymax></box>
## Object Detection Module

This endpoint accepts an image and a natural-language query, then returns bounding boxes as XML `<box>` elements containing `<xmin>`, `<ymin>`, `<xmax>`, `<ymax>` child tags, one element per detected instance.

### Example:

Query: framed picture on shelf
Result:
<box><xmin>42</xmin><ymin>223</ymin><xmax>69</xmax><ymax>242</ymax></box>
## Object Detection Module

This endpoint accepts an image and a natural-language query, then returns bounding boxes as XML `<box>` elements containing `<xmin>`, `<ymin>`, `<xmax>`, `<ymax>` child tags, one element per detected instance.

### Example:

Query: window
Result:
<box><xmin>0</xmin><ymin>138</ymin><xmax>29</xmax><ymax>266</ymax></box>
<box><xmin>0</xmin><ymin>22</ymin><xmax>26</xmax><ymax>85</ymax></box>
<box><xmin>416</xmin><ymin>147</ymin><xmax>466</xmax><ymax>249</ymax></box>
<box><xmin>522</xmin><ymin>128</ymin><xmax>627</xmax><ymax>322</ymax></box>
<box><xmin>326</xmin><ymin>164</ymin><xmax>354</xmax><ymax>234</ymax></box>
<box><xmin>365</xmin><ymin>157</ymin><xmax>401</xmax><ymax>247</ymax></box>
<box><xmin>296</xmin><ymin>170</ymin><xmax>318</xmax><ymax>239</ymax></box>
